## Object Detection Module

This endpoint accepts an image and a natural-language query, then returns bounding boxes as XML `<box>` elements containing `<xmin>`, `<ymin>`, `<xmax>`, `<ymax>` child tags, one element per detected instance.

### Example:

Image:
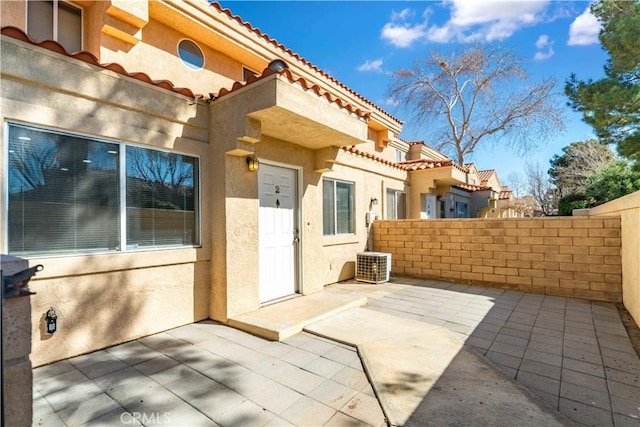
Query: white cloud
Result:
<box><xmin>427</xmin><ymin>0</ymin><xmax>550</xmax><ymax>43</ymax></box>
<box><xmin>568</xmin><ymin>7</ymin><xmax>600</xmax><ymax>46</ymax></box>
<box><xmin>381</xmin><ymin>22</ymin><xmax>427</xmax><ymax>48</ymax></box>
<box><xmin>536</xmin><ymin>34</ymin><xmax>550</xmax><ymax>49</ymax></box>
<box><xmin>391</xmin><ymin>8</ymin><xmax>413</xmax><ymax>21</ymax></box>
<box><xmin>357</xmin><ymin>59</ymin><xmax>384</xmax><ymax>72</ymax></box>
<box><xmin>534</xmin><ymin>34</ymin><xmax>554</xmax><ymax>60</ymax></box>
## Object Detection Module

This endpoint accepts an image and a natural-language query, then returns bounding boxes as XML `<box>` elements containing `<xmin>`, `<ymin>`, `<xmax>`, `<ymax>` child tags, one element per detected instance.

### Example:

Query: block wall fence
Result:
<box><xmin>372</xmin><ymin>217</ymin><xmax>622</xmax><ymax>303</ymax></box>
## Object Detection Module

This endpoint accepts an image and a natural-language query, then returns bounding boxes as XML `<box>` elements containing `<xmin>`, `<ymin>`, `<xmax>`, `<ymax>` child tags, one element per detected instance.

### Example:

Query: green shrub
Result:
<box><xmin>558</xmin><ymin>193</ymin><xmax>590</xmax><ymax>216</ymax></box>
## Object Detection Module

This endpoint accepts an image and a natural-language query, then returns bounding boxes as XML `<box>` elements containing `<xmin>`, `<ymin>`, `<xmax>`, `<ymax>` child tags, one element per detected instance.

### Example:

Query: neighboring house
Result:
<box><xmin>1</xmin><ymin>0</ymin><xmax>509</xmax><ymax>365</ymax></box>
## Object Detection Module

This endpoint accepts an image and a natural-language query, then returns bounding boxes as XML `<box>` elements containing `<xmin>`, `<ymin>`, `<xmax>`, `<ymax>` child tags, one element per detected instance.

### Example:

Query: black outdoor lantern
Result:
<box><xmin>45</xmin><ymin>307</ymin><xmax>57</xmax><ymax>334</ymax></box>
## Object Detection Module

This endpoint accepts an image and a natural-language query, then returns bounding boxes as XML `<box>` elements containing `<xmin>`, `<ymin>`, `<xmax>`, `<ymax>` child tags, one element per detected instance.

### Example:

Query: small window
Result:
<box><xmin>386</xmin><ymin>189</ymin><xmax>407</xmax><ymax>220</ymax></box>
<box><xmin>27</xmin><ymin>0</ymin><xmax>82</xmax><ymax>52</ymax></box>
<box><xmin>178</xmin><ymin>39</ymin><xmax>204</xmax><ymax>70</ymax></box>
<box><xmin>323</xmin><ymin>179</ymin><xmax>354</xmax><ymax>235</ymax></box>
<box><xmin>456</xmin><ymin>202</ymin><xmax>468</xmax><ymax>218</ymax></box>
<box><xmin>395</xmin><ymin>149</ymin><xmax>404</xmax><ymax>163</ymax></box>
<box><xmin>7</xmin><ymin>123</ymin><xmax>200</xmax><ymax>256</ymax></box>
<box><xmin>243</xmin><ymin>67</ymin><xmax>258</xmax><ymax>81</ymax></box>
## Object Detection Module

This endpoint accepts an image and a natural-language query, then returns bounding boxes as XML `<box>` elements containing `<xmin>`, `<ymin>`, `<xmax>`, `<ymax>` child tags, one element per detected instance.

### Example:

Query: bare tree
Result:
<box><xmin>510</xmin><ymin>195</ymin><xmax>538</xmax><ymax>217</ymax></box>
<box><xmin>525</xmin><ymin>162</ymin><xmax>557</xmax><ymax>215</ymax></box>
<box><xmin>389</xmin><ymin>46</ymin><xmax>565</xmax><ymax>165</ymax></box>
<box><xmin>548</xmin><ymin>139</ymin><xmax>616</xmax><ymax>197</ymax></box>
<box><xmin>504</xmin><ymin>171</ymin><xmax>527</xmax><ymax>198</ymax></box>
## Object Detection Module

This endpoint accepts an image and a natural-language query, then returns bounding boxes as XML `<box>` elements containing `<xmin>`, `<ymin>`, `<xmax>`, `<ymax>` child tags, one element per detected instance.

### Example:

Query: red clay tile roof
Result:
<box><xmin>395</xmin><ymin>136</ymin><xmax>450</xmax><ymax>158</ymax></box>
<box><xmin>210</xmin><ymin>2</ymin><xmax>402</xmax><ymax>125</ymax></box>
<box><xmin>453</xmin><ymin>183</ymin><xmax>493</xmax><ymax>192</ymax></box>
<box><xmin>341</xmin><ymin>146</ymin><xmax>404</xmax><ymax>169</ymax></box>
<box><xmin>215</xmin><ymin>67</ymin><xmax>371</xmax><ymax>120</ymax></box>
<box><xmin>499</xmin><ymin>186</ymin><xmax>513</xmax><ymax>199</ymax></box>
<box><xmin>1</xmin><ymin>26</ymin><xmax>196</xmax><ymax>98</ymax></box>
<box><xmin>478</xmin><ymin>169</ymin><xmax>497</xmax><ymax>182</ymax></box>
<box><xmin>342</xmin><ymin>145</ymin><xmax>480</xmax><ymax>182</ymax></box>
<box><xmin>399</xmin><ymin>158</ymin><xmax>468</xmax><ymax>172</ymax></box>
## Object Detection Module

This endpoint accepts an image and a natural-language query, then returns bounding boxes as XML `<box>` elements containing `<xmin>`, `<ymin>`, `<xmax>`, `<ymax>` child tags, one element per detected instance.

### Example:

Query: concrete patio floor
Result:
<box><xmin>32</xmin><ymin>277</ymin><xmax>640</xmax><ymax>427</ymax></box>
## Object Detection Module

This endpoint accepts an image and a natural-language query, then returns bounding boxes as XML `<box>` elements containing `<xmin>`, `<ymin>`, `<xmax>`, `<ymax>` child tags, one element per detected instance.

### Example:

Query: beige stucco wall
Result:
<box><xmin>374</xmin><ymin>217</ymin><xmax>623</xmax><ymax>302</ymax></box>
<box><xmin>209</xmin><ymin>80</ymin><xmax>407</xmax><ymax>321</ymax></box>
<box><xmin>99</xmin><ymin>17</ymin><xmax>242</xmax><ymax>96</ymax></box>
<box><xmin>407</xmin><ymin>167</ymin><xmax>468</xmax><ymax>219</ymax></box>
<box><xmin>1</xmin><ymin>36</ymin><xmax>211</xmax><ymax>366</ymax></box>
<box><xmin>0</xmin><ymin>1</ymin><xmax>27</xmax><ymax>30</ymax></box>
<box><xmin>579</xmin><ymin>191</ymin><xmax>640</xmax><ymax>327</ymax></box>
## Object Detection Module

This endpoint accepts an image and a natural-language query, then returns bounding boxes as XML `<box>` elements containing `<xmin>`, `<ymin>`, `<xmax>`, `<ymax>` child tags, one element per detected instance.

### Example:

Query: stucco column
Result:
<box><xmin>1</xmin><ymin>255</ymin><xmax>37</xmax><ymax>427</ymax></box>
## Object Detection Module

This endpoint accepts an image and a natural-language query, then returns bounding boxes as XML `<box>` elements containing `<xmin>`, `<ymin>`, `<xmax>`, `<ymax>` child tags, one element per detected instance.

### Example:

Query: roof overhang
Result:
<box><xmin>408</xmin><ymin>165</ymin><xmax>468</xmax><ymax>186</ymax></box>
<box><xmin>211</xmin><ymin>73</ymin><xmax>369</xmax><ymax>152</ymax></box>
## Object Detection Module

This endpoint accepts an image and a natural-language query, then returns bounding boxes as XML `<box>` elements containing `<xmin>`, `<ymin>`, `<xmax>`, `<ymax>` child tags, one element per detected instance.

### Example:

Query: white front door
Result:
<box><xmin>258</xmin><ymin>163</ymin><xmax>299</xmax><ymax>303</ymax></box>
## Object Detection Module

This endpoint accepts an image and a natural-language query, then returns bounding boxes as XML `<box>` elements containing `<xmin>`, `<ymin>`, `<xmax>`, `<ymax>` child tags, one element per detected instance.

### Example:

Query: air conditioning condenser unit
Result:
<box><xmin>355</xmin><ymin>252</ymin><xmax>391</xmax><ymax>284</ymax></box>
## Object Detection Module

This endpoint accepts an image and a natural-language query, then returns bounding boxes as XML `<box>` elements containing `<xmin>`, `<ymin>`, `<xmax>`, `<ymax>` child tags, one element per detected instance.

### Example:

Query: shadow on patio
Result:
<box><xmin>32</xmin><ymin>276</ymin><xmax>640</xmax><ymax>426</ymax></box>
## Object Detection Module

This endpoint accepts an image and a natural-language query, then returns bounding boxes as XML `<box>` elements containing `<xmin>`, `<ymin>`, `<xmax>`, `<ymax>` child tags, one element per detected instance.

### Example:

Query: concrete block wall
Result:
<box><xmin>372</xmin><ymin>217</ymin><xmax>622</xmax><ymax>302</ymax></box>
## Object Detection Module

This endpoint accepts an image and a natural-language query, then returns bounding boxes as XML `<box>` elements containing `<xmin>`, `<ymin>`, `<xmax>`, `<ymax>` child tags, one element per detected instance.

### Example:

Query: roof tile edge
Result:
<box><xmin>214</xmin><ymin>67</ymin><xmax>371</xmax><ymax>120</ymax></box>
<box><xmin>1</xmin><ymin>26</ymin><xmax>196</xmax><ymax>99</ymax></box>
<box><xmin>209</xmin><ymin>2</ymin><xmax>401</xmax><ymax>125</ymax></box>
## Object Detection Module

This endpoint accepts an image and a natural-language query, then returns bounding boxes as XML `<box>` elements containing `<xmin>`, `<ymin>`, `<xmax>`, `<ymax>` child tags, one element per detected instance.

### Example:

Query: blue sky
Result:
<box><xmin>217</xmin><ymin>1</ymin><xmax>608</xmax><ymax>185</ymax></box>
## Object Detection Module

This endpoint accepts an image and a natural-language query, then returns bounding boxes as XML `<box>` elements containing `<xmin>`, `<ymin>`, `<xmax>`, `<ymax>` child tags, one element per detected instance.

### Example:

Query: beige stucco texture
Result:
<box><xmin>1</xmin><ymin>37</ymin><xmax>212</xmax><ymax>366</ymax></box>
<box><xmin>582</xmin><ymin>191</ymin><xmax>640</xmax><ymax>327</ymax></box>
<box><xmin>207</xmin><ymin>74</ymin><xmax>406</xmax><ymax>322</ymax></box>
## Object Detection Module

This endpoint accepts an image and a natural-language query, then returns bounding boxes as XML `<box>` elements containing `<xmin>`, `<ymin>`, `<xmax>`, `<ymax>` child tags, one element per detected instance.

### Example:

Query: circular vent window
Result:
<box><xmin>178</xmin><ymin>39</ymin><xmax>204</xmax><ymax>70</ymax></box>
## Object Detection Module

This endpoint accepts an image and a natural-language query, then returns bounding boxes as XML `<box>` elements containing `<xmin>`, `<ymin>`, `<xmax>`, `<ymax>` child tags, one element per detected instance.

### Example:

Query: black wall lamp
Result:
<box><xmin>268</xmin><ymin>59</ymin><xmax>289</xmax><ymax>72</ymax></box>
<box><xmin>246</xmin><ymin>156</ymin><xmax>260</xmax><ymax>172</ymax></box>
<box><xmin>370</xmin><ymin>197</ymin><xmax>378</xmax><ymax>207</ymax></box>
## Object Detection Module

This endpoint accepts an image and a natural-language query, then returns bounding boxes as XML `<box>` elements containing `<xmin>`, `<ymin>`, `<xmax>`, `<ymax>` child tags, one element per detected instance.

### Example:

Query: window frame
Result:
<box><xmin>395</xmin><ymin>149</ymin><xmax>404</xmax><ymax>163</ymax></box>
<box><xmin>456</xmin><ymin>201</ymin><xmax>468</xmax><ymax>218</ymax></box>
<box><xmin>4</xmin><ymin>122</ymin><xmax>202</xmax><ymax>257</ymax></box>
<box><xmin>386</xmin><ymin>188</ymin><xmax>407</xmax><ymax>220</ymax></box>
<box><xmin>322</xmin><ymin>178</ymin><xmax>355</xmax><ymax>236</ymax></box>
<box><xmin>177</xmin><ymin>38</ymin><xmax>205</xmax><ymax>71</ymax></box>
<box><xmin>26</xmin><ymin>0</ymin><xmax>83</xmax><ymax>52</ymax></box>
<box><xmin>242</xmin><ymin>67</ymin><xmax>258</xmax><ymax>82</ymax></box>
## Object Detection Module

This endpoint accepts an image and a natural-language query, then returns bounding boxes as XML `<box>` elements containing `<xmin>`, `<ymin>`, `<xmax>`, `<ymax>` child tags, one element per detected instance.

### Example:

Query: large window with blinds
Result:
<box><xmin>6</xmin><ymin>123</ymin><xmax>199</xmax><ymax>256</ymax></box>
<box><xmin>27</xmin><ymin>0</ymin><xmax>82</xmax><ymax>53</ymax></box>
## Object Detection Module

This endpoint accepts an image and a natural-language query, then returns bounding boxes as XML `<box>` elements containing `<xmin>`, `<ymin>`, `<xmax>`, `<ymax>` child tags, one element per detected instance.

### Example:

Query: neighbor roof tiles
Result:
<box><xmin>399</xmin><ymin>158</ymin><xmax>468</xmax><ymax>172</ymax></box>
<box><xmin>478</xmin><ymin>169</ymin><xmax>497</xmax><ymax>182</ymax></box>
<box><xmin>453</xmin><ymin>183</ymin><xmax>494</xmax><ymax>192</ymax></box>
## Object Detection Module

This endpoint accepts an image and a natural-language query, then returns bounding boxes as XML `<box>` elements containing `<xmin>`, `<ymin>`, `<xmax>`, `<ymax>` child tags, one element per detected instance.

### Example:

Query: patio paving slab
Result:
<box><xmin>305</xmin><ymin>307</ymin><xmax>570</xmax><ymax>427</ymax></box>
<box><xmin>32</xmin><ymin>277</ymin><xmax>640</xmax><ymax>426</ymax></box>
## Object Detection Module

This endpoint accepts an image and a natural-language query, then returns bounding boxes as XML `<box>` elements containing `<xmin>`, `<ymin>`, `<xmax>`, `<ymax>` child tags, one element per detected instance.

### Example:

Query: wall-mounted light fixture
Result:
<box><xmin>268</xmin><ymin>59</ymin><xmax>289</xmax><ymax>72</ymax></box>
<box><xmin>246</xmin><ymin>156</ymin><xmax>260</xmax><ymax>172</ymax></box>
<box><xmin>370</xmin><ymin>197</ymin><xmax>378</xmax><ymax>206</ymax></box>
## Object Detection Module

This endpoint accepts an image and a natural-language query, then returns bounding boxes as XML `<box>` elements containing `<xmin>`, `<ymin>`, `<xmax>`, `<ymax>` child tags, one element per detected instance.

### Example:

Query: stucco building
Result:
<box><xmin>1</xmin><ymin>0</ymin><xmax>510</xmax><ymax>365</ymax></box>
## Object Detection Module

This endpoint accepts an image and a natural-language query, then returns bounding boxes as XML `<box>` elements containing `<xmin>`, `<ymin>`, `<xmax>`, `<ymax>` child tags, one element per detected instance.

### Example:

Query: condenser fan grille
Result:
<box><xmin>355</xmin><ymin>252</ymin><xmax>391</xmax><ymax>284</ymax></box>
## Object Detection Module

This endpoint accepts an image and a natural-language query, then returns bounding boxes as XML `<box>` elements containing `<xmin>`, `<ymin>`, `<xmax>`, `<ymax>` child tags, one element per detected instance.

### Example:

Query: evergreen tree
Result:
<box><xmin>565</xmin><ymin>0</ymin><xmax>640</xmax><ymax>167</ymax></box>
